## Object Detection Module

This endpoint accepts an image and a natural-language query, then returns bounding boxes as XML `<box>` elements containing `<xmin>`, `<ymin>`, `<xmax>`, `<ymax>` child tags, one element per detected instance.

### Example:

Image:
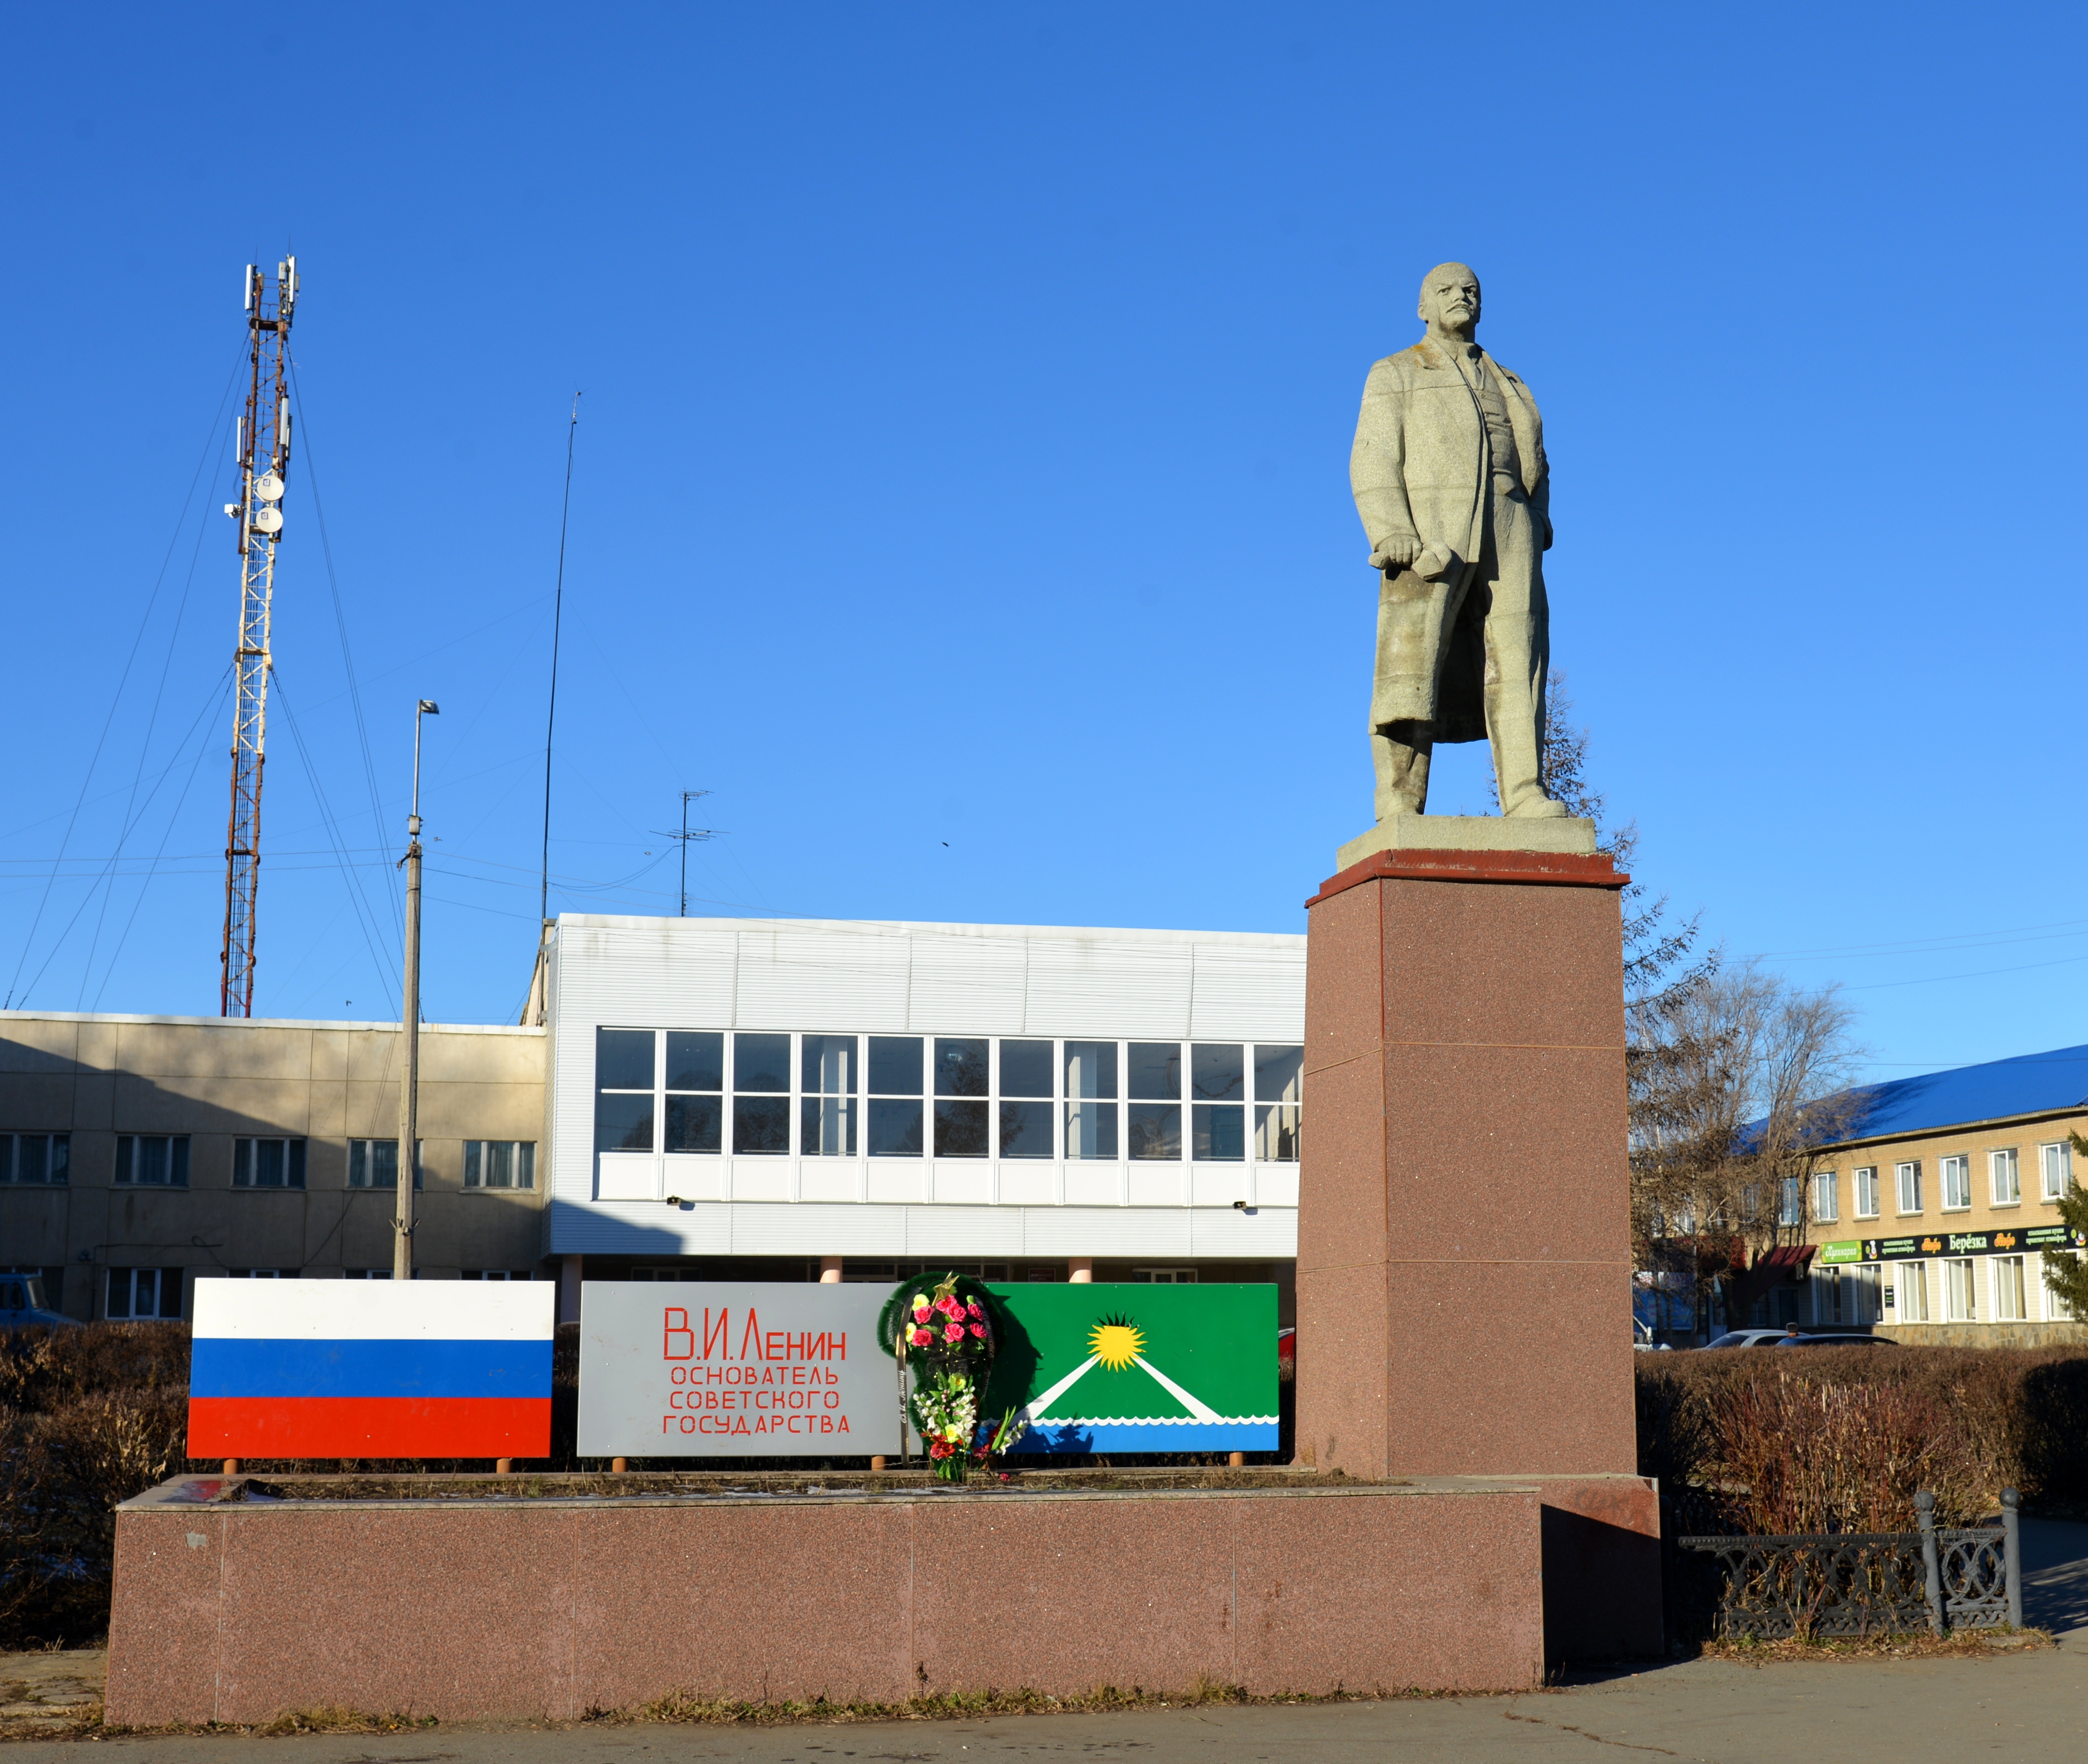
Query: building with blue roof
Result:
<box><xmin>1748</xmin><ymin>1044</ymin><xmax>2088</xmax><ymax>1346</ymax></box>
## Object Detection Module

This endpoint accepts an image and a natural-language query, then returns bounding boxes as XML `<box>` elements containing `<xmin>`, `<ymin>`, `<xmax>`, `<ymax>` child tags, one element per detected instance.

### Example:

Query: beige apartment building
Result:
<box><xmin>1791</xmin><ymin>1044</ymin><xmax>2088</xmax><ymax>1347</ymax></box>
<box><xmin>0</xmin><ymin>1010</ymin><xmax>547</xmax><ymax>1319</ymax></box>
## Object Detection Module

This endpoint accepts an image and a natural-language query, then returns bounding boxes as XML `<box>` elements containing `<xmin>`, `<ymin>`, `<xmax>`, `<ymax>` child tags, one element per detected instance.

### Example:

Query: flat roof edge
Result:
<box><xmin>0</xmin><ymin>1010</ymin><xmax>543</xmax><ymax>1035</ymax></box>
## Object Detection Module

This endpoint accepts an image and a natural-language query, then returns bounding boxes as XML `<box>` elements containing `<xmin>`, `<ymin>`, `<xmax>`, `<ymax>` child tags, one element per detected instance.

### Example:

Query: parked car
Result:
<box><xmin>0</xmin><ymin>1274</ymin><xmax>79</xmax><ymax>1330</ymax></box>
<box><xmin>1702</xmin><ymin>1328</ymin><xmax>1798</xmax><ymax>1348</ymax></box>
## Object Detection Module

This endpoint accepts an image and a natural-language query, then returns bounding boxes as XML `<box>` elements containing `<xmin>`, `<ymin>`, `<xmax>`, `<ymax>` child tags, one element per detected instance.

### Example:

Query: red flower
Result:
<box><xmin>928</xmin><ymin>1439</ymin><xmax>953</xmax><ymax>1459</ymax></box>
<box><xmin>966</xmin><ymin>1299</ymin><xmax>984</xmax><ymax>1318</ymax></box>
<box><xmin>943</xmin><ymin>1322</ymin><xmax>965</xmax><ymax>1343</ymax></box>
<box><xmin>936</xmin><ymin>1294</ymin><xmax>961</xmax><ymax>1316</ymax></box>
<box><xmin>910</xmin><ymin>1327</ymin><xmax>933</xmax><ymax>1347</ymax></box>
<box><xmin>968</xmin><ymin>1323</ymin><xmax>985</xmax><ymax>1339</ymax></box>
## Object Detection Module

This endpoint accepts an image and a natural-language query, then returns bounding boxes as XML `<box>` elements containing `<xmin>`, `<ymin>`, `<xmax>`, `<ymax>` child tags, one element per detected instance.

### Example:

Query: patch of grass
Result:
<box><xmin>1700</xmin><ymin>1626</ymin><xmax>2053</xmax><ymax>1663</ymax></box>
<box><xmin>591</xmin><ymin>1676</ymin><xmax>1459</xmax><ymax>1726</ymax></box>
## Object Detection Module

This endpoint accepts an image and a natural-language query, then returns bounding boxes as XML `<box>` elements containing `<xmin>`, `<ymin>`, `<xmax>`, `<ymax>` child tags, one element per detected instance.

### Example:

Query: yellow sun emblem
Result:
<box><xmin>1088</xmin><ymin>1315</ymin><xmax>1146</xmax><ymax>1370</ymax></box>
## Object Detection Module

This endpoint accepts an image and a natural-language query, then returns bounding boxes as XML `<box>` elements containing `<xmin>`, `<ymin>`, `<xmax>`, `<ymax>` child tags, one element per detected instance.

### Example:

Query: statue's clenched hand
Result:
<box><xmin>1370</xmin><ymin>532</ymin><xmax>1420</xmax><ymax>572</ymax></box>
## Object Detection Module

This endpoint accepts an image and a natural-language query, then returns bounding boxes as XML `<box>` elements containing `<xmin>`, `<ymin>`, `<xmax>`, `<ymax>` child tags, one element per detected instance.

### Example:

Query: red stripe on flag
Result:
<box><xmin>188</xmin><ymin>1396</ymin><xmax>551</xmax><ymax>1458</ymax></box>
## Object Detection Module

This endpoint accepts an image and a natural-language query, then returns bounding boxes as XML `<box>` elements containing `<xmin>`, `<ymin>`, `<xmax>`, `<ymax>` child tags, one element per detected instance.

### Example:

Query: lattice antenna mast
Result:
<box><xmin>219</xmin><ymin>256</ymin><xmax>298</xmax><ymax>1016</ymax></box>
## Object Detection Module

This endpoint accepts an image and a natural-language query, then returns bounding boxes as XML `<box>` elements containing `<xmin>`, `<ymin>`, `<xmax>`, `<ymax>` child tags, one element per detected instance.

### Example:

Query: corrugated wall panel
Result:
<box><xmin>1188</xmin><ymin>1206</ymin><xmax>1299</xmax><ymax>1257</ymax></box>
<box><xmin>1024</xmin><ymin>939</ymin><xmax>1194</xmax><ymax>1040</ymax></box>
<box><xmin>729</xmin><ymin>1203</ymin><xmax>907</xmax><ymax>1255</ymax></box>
<box><xmin>567</xmin><ymin>924</ymin><xmax>740</xmax><ymax>1028</ymax></box>
<box><xmin>1190</xmin><ymin>943</ymin><xmax>1307</xmax><ymax>1043</ymax></box>
<box><xmin>907</xmin><ymin>933</ymin><xmax>1028</xmax><ymax>1034</ymax></box>
<box><xmin>736</xmin><ymin>928</ymin><xmax>911</xmax><ymax>1032</ymax></box>
<box><xmin>1020</xmin><ymin>1208</ymin><xmax>1195</xmax><ymax>1257</ymax></box>
<box><xmin>903</xmin><ymin>1206</ymin><xmax>1026</xmax><ymax>1256</ymax></box>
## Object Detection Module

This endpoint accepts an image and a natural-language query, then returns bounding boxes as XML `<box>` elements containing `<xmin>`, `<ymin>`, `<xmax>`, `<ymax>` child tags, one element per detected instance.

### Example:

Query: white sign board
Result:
<box><xmin>577</xmin><ymin>1282</ymin><xmax>901</xmax><ymax>1457</ymax></box>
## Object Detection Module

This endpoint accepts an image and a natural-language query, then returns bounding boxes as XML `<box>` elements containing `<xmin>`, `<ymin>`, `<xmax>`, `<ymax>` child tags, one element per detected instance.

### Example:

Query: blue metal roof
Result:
<box><xmin>1839</xmin><ymin>1044</ymin><xmax>2088</xmax><ymax>1143</ymax></box>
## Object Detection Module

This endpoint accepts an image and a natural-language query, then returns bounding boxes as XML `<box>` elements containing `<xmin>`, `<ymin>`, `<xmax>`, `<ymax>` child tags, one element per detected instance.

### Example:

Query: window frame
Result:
<box><xmin>1993</xmin><ymin>1254</ymin><xmax>2027</xmax><ymax>1322</ymax></box>
<box><xmin>114</xmin><ymin>1134</ymin><xmax>190</xmax><ymax>1188</ymax></box>
<box><xmin>348</xmin><ymin>1137</ymin><xmax>423</xmax><ymax>1190</ymax></box>
<box><xmin>1990</xmin><ymin>1147</ymin><xmax>2020</xmax><ymax>1207</ymax></box>
<box><xmin>105</xmin><ymin>1266</ymin><xmax>183</xmax><ymax>1320</ymax></box>
<box><xmin>1939</xmin><ymin>1153</ymin><xmax>1972</xmax><ymax>1212</ymax></box>
<box><xmin>1895</xmin><ymin>1160</ymin><xmax>1922</xmax><ymax>1215</ymax></box>
<box><xmin>231</xmin><ymin>1136</ymin><xmax>307</xmax><ymax>1190</ymax></box>
<box><xmin>2041</xmin><ymin>1141</ymin><xmax>2074</xmax><ymax>1203</ymax></box>
<box><xmin>1943</xmin><ymin>1256</ymin><xmax>1977</xmax><ymax>1323</ymax></box>
<box><xmin>1853</xmin><ymin>1166</ymin><xmax>1880</xmax><ymax>1220</ymax></box>
<box><xmin>1811</xmin><ymin>1169</ymin><xmax>1839</xmax><ymax>1224</ymax></box>
<box><xmin>463</xmin><ymin>1140</ymin><xmax>537</xmax><ymax>1190</ymax></box>
<box><xmin>0</xmin><ymin>1133</ymin><xmax>70</xmax><ymax>1186</ymax></box>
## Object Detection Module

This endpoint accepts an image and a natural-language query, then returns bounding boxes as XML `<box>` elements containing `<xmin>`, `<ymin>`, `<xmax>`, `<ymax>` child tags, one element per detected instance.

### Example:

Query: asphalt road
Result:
<box><xmin>7</xmin><ymin>1518</ymin><xmax>2082</xmax><ymax>1764</ymax></box>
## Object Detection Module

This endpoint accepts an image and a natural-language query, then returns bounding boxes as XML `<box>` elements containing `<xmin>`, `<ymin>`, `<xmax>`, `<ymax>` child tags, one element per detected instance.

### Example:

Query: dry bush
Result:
<box><xmin>1637</xmin><ymin>1346</ymin><xmax>2088</xmax><ymax>1528</ymax></box>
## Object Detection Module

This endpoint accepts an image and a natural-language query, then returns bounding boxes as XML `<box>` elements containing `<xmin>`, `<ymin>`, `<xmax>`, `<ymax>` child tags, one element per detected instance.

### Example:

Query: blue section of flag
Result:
<box><xmin>190</xmin><ymin>1337</ymin><xmax>554</xmax><ymax>1401</ymax></box>
<box><xmin>1004</xmin><ymin>1420</ymin><xmax>1280</xmax><ymax>1454</ymax></box>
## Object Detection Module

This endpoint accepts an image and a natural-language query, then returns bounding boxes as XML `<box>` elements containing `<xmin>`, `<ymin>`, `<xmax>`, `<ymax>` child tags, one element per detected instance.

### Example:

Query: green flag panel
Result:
<box><xmin>981</xmin><ymin>1283</ymin><xmax>1279</xmax><ymax>1454</ymax></box>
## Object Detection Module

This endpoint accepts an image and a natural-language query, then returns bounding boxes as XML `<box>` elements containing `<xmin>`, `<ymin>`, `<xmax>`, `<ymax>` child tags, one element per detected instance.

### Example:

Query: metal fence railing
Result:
<box><xmin>1668</xmin><ymin>1488</ymin><xmax>2023</xmax><ymax>1640</ymax></box>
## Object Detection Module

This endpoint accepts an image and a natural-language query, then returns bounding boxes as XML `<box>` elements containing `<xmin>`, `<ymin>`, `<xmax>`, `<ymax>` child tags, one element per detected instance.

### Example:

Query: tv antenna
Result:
<box><xmin>654</xmin><ymin>791</ymin><xmax>720</xmax><ymax>917</ymax></box>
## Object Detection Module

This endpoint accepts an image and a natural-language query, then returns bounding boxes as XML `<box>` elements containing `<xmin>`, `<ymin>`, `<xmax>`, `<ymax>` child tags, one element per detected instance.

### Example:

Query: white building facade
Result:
<box><xmin>543</xmin><ymin>915</ymin><xmax>1306</xmax><ymax>1315</ymax></box>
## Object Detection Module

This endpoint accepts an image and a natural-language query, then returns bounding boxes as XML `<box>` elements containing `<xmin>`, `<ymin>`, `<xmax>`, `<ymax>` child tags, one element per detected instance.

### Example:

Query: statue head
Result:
<box><xmin>1417</xmin><ymin>262</ymin><xmax>1481</xmax><ymax>338</ymax></box>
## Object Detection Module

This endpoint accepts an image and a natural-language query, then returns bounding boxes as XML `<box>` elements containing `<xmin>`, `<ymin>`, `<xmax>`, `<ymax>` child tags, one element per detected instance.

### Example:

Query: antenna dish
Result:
<box><xmin>251</xmin><ymin>504</ymin><xmax>283</xmax><ymax>535</ymax></box>
<box><xmin>253</xmin><ymin>471</ymin><xmax>284</xmax><ymax>503</ymax></box>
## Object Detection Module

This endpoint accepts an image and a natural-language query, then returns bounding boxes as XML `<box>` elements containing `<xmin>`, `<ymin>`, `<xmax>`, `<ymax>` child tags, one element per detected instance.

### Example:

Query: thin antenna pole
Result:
<box><xmin>539</xmin><ymin>392</ymin><xmax>581</xmax><ymax>929</ymax></box>
<box><xmin>656</xmin><ymin>791</ymin><xmax>716</xmax><ymax>918</ymax></box>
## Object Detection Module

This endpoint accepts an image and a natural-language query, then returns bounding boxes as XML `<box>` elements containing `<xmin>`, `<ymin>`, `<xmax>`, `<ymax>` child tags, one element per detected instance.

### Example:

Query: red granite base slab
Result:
<box><xmin>106</xmin><ymin>1480</ymin><xmax>1545</xmax><ymax>1724</ymax></box>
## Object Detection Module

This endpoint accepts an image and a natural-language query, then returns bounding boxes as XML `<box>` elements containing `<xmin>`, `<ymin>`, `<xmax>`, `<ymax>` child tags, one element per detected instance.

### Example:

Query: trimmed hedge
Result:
<box><xmin>1636</xmin><ymin>1345</ymin><xmax>2088</xmax><ymax>1530</ymax></box>
<box><xmin>9</xmin><ymin>1324</ymin><xmax>2086</xmax><ymax>1646</ymax></box>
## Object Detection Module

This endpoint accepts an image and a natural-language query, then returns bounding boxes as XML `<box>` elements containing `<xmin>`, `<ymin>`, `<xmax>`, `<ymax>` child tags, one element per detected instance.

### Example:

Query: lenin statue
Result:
<box><xmin>1350</xmin><ymin>263</ymin><xmax>1566</xmax><ymax>823</ymax></box>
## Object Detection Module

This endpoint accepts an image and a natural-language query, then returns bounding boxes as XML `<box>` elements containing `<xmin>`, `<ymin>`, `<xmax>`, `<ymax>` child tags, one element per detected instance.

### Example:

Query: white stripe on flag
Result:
<box><xmin>192</xmin><ymin>1280</ymin><xmax>554</xmax><ymax>1341</ymax></box>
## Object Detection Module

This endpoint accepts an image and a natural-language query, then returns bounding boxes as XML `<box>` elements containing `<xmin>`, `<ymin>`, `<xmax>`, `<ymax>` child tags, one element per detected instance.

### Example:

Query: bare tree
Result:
<box><xmin>1524</xmin><ymin>673</ymin><xmax>1713</xmax><ymax>1006</ymax></box>
<box><xmin>1628</xmin><ymin>961</ymin><xmax>1866</xmax><ymax>1321</ymax></box>
<box><xmin>1525</xmin><ymin>678</ymin><xmax>1866</xmax><ymax>1331</ymax></box>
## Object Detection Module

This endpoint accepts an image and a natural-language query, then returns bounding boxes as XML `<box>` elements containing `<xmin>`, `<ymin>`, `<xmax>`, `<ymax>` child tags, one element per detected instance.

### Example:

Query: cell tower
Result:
<box><xmin>219</xmin><ymin>257</ymin><xmax>298</xmax><ymax>1016</ymax></box>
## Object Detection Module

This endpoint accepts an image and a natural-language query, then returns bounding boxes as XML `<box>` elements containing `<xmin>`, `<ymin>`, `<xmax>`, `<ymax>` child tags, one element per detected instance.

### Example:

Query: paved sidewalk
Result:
<box><xmin>12</xmin><ymin>1520</ymin><xmax>2085</xmax><ymax>1764</ymax></box>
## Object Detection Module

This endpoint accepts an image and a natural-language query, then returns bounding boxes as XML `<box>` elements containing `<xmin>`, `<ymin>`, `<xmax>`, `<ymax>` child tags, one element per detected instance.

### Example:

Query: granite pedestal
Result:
<box><xmin>1293</xmin><ymin>835</ymin><xmax>1658</xmax><ymax>1657</ymax></box>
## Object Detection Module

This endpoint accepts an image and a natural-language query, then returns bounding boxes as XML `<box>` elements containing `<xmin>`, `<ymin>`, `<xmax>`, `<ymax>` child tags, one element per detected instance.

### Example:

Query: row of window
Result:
<box><xmin>1888</xmin><ymin>1253</ymin><xmax>2072</xmax><ymax>1323</ymax></box>
<box><xmin>593</xmin><ymin>1031</ymin><xmax>1306</xmax><ymax>1164</ymax></box>
<box><xmin>1811</xmin><ymin>1143</ymin><xmax>2072</xmax><ymax>1223</ymax></box>
<box><xmin>0</xmin><ymin>1135</ymin><xmax>538</xmax><ymax>1191</ymax></box>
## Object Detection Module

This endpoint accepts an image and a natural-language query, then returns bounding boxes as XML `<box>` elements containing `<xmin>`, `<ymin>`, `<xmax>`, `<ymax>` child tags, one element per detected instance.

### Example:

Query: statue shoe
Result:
<box><xmin>1504</xmin><ymin>795</ymin><xmax>1569</xmax><ymax>819</ymax></box>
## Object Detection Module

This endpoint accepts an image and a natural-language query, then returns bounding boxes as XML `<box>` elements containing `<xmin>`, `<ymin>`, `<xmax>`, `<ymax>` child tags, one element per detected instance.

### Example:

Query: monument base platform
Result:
<box><xmin>1294</xmin><ymin>841</ymin><xmax>1649</xmax><ymax>1651</ymax></box>
<box><xmin>1335</xmin><ymin>812</ymin><xmax>1597</xmax><ymax>873</ymax></box>
<box><xmin>108</xmin><ymin>1472</ymin><xmax>1555</xmax><ymax>1723</ymax></box>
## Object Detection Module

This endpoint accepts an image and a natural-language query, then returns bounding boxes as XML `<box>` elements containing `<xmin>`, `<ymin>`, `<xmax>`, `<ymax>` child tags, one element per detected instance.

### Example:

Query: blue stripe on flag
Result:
<box><xmin>190</xmin><ymin>1337</ymin><xmax>554</xmax><ymax>1401</ymax></box>
<box><xmin>1004</xmin><ymin>1421</ymin><xmax>1281</xmax><ymax>1454</ymax></box>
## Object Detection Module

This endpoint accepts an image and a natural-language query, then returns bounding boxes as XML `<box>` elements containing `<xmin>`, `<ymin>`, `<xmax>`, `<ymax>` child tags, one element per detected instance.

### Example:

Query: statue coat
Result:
<box><xmin>1350</xmin><ymin>338</ymin><xmax>1550</xmax><ymax>745</ymax></box>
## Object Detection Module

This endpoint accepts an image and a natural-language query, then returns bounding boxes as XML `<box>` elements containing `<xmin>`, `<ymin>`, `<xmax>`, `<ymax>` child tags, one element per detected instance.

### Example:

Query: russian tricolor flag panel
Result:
<box><xmin>189</xmin><ymin>1281</ymin><xmax>554</xmax><ymax>1458</ymax></box>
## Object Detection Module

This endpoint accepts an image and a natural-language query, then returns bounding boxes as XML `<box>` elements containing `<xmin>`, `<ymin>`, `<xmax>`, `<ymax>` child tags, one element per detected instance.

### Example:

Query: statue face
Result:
<box><xmin>1418</xmin><ymin>264</ymin><xmax>1481</xmax><ymax>333</ymax></box>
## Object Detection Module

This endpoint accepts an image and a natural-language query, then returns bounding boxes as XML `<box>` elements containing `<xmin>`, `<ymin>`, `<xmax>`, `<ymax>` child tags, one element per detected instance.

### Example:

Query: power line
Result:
<box><xmin>4</xmin><ymin>335</ymin><xmax>246</xmax><ymax>1009</ymax></box>
<box><xmin>285</xmin><ymin>345</ymin><xmax>400</xmax><ymax>952</ymax></box>
<box><xmin>13</xmin><ymin>669</ymin><xmax>233</xmax><ymax>1011</ymax></box>
<box><xmin>89</xmin><ymin>671</ymin><xmax>237</xmax><ymax>1011</ymax></box>
<box><xmin>269</xmin><ymin>667</ymin><xmax>402</xmax><ymax>1016</ymax></box>
<box><xmin>540</xmin><ymin>393</ymin><xmax>581</xmax><ymax>928</ymax></box>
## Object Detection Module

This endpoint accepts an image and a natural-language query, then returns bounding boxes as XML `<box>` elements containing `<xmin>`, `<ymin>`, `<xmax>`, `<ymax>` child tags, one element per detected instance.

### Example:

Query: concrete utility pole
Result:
<box><xmin>394</xmin><ymin>700</ymin><xmax>439</xmax><ymax>1281</ymax></box>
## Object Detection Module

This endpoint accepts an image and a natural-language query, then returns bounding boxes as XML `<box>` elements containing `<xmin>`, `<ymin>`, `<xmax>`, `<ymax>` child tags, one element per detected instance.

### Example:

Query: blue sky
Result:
<box><xmin>1</xmin><ymin>2</ymin><xmax>2082</xmax><ymax>1078</ymax></box>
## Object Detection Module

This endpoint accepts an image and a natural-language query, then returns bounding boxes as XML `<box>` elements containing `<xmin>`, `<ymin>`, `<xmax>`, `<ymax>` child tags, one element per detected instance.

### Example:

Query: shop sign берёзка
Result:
<box><xmin>1817</xmin><ymin>1225</ymin><xmax>2088</xmax><ymax>1264</ymax></box>
<box><xmin>576</xmin><ymin>1282</ymin><xmax>900</xmax><ymax>1457</ymax></box>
